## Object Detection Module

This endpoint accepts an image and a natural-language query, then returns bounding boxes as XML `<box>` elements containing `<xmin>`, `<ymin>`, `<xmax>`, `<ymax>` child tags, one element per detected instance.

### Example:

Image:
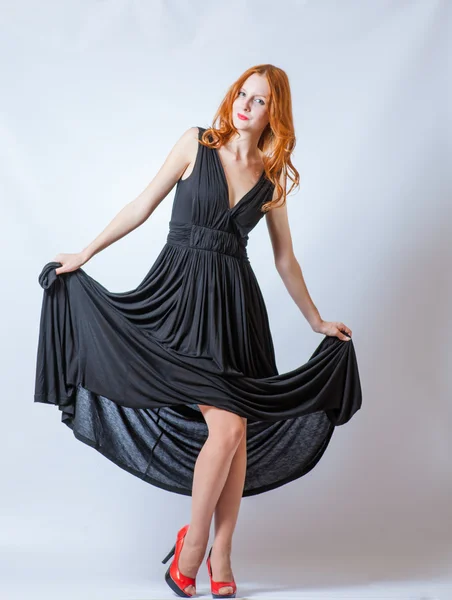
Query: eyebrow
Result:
<box><xmin>241</xmin><ymin>87</ymin><xmax>268</xmax><ymax>98</ymax></box>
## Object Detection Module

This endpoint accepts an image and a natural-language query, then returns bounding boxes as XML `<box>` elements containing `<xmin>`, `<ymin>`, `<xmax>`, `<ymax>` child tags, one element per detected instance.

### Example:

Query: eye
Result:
<box><xmin>238</xmin><ymin>90</ymin><xmax>265</xmax><ymax>105</ymax></box>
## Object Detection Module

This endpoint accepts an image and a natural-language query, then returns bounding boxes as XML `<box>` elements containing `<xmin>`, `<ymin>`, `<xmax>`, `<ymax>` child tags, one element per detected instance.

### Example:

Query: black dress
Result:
<box><xmin>34</xmin><ymin>126</ymin><xmax>362</xmax><ymax>497</ymax></box>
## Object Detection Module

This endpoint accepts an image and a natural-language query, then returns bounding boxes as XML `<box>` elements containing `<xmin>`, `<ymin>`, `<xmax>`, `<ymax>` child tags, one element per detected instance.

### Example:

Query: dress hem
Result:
<box><xmin>34</xmin><ymin>392</ymin><xmax>336</xmax><ymax>497</ymax></box>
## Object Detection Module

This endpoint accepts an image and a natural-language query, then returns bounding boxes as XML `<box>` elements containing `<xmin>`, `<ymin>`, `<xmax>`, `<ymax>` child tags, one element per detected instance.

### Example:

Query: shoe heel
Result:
<box><xmin>163</xmin><ymin>524</ymin><xmax>197</xmax><ymax>598</ymax></box>
<box><xmin>162</xmin><ymin>542</ymin><xmax>176</xmax><ymax>564</ymax></box>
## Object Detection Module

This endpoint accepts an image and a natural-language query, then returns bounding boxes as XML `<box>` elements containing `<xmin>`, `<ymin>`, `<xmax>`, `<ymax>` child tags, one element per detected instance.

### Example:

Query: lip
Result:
<box><xmin>237</xmin><ymin>113</ymin><xmax>249</xmax><ymax>121</ymax></box>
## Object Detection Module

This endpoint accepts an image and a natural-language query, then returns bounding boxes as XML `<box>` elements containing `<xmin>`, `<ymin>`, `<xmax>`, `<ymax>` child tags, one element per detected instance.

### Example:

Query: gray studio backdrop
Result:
<box><xmin>2</xmin><ymin>1</ymin><xmax>451</xmax><ymax>599</ymax></box>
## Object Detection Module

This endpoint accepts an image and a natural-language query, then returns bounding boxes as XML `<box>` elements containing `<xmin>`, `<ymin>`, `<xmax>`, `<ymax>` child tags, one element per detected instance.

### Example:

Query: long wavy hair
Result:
<box><xmin>200</xmin><ymin>64</ymin><xmax>300</xmax><ymax>212</ymax></box>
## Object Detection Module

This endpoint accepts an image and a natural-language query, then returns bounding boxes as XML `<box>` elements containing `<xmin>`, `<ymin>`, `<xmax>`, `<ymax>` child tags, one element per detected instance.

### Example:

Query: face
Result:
<box><xmin>231</xmin><ymin>73</ymin><xmax>270</xmax><ymax>134</ymax></box>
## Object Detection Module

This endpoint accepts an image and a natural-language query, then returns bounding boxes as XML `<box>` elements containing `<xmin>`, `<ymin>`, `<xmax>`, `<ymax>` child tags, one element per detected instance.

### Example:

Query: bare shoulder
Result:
<box><xmin>156</xmin><ymin>125</ymin><xmax>199</xmax><ymax>184</ymax></box>
<box><xmin>173</xmin><ymin>126</ymin><xmax>200</xmax><ymax>180</ymax></box>
<box><xmin>128</xmin><ymin>126</ymin><xmax>201</xmax><ymax>220</ymax></box>
<box><xmin>265</xmin><ymin>172</ymin><xmax>294</xmax><ymax>265</ymax></box>
<box><xmin>175</xmin><ymin>125</ymin><xmax>200</xmax><ymax>149</ymax></box>
<box><xmin>265</xmin><ymin>171</ymin><xmax>288</xmax><ymax>226</ymax></box>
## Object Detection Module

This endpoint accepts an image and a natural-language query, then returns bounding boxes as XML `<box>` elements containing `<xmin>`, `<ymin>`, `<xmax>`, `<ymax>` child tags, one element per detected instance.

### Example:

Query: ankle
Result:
<box><xmin>185</xmin><ymin>525</ymin><xmax>209</xmax><ymax>549</ymax></box>
<box><xmin>211</xmin><ymin>541</ymin><xmax>232</xmax><ymax>556</ymax></box>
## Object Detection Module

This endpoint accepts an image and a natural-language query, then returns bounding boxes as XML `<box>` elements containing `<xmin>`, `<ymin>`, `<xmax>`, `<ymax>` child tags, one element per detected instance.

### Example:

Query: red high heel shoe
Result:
<box><xmin>206</xmin><ymin>546</ymin><xmax>237</xmax><ymax>599</ymax></box>
<box><xmin>162</xmin><ymin>524</ymin><xmax>197</xmax><ymax>598</ymax></box>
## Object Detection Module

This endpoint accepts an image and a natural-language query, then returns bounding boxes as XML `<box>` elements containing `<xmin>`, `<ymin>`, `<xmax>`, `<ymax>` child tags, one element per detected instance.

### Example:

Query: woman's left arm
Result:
<box><xmin>265</xmin><ymin>186</ymin><xmax>352</xmax><ymax>342</ymax></box>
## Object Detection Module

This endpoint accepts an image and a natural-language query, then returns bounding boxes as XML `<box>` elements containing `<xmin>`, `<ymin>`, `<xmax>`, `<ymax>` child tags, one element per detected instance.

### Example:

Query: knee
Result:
<box><xmin>209</xmin><ymin>420</ymin><xmax>246</xmax><ymax>450</ymax></box>
<box><xmin>198</xmin><ymin>405</ymin><xmax>247</xmax><ymax>450</ymax></box>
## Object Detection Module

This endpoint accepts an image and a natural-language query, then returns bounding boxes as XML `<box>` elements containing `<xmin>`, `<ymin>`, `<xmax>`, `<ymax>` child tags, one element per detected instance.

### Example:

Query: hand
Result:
<box><xmin>53</xmin><ymin>251</ymin><xmax>88</xmax><ymax>276</ymax></box>
<box><xmin>312</xmin><ymin>319</ymin><xmax>352</xmax><ymax>341</ymax></box>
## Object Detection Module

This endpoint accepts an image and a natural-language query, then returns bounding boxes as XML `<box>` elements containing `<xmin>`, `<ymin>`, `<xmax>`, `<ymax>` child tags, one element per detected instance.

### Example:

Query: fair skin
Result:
<box><xmin>53</xmin><ymin>73</ymin><xmax>352</xmax><ymax>595</ymax></box>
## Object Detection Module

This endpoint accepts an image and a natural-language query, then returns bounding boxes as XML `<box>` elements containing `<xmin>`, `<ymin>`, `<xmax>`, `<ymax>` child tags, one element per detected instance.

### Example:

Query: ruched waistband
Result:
<box><xmin>166</xmin><ymin>221</ymin><xmax>248</xmax><ymax>259</ymax></box>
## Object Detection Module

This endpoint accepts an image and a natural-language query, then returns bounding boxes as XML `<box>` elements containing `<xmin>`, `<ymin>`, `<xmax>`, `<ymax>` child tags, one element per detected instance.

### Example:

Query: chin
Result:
<box><xmin>234</xmin><ymin>119</ymin><xmax>251</xmax><ymax>129</ymax></box>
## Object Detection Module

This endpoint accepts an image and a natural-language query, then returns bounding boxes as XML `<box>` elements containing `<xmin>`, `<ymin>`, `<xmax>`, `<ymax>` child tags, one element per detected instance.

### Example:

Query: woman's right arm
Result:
<box><xmin>53</xmin><ymin>126</ymin><xmax>199</xmax><ymax>275</ymax></box>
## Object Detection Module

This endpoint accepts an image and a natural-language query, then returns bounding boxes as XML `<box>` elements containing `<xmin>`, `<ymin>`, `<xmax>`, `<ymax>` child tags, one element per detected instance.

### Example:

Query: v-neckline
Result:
<box><xmin>213</xmin><ymin>146</ymin><xmax>265</xmax><ymax>212</ymax></box>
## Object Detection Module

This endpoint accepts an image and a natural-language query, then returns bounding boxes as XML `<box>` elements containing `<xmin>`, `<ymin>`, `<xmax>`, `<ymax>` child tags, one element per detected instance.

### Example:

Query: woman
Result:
<box><xmin>34</xmin><ymin>64</ymin><xmax>362</xmax><ymax>598</ymax></box>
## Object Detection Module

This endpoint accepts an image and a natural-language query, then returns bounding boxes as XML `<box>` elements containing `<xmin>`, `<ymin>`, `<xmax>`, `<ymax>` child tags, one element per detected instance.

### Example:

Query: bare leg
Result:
<box><xmin>210</xmin><ymin>421</ymin><xmax>247</xmax><ymax>595</ymax></box>
<box><xmin>177</xmin><ymin>405</ymin><xmax>246</xmax><ymax>596</ymax></box>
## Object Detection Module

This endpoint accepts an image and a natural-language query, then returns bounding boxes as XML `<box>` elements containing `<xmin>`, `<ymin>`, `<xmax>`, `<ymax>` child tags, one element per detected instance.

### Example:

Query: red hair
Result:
<box><xmin>200</xmin><ymin>64</ymin><xmax>300</xmax><ymax>212</ymax></box>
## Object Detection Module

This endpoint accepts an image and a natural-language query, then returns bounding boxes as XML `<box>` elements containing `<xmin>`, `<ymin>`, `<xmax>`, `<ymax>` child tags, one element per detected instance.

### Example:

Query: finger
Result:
<box><xmin>341</xmin><ymin>323</ymin><xmax>352</xmax><ymax>337</ymax></box>
<box><xmin>339</xmin><ymin>329</ymin><xmax>351</xmax><ymax>340</ymax></box>
<box><xmin>338</xmin><ymin>323</ymin><xmax>352</xmax><ymax>337</ymax></box>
